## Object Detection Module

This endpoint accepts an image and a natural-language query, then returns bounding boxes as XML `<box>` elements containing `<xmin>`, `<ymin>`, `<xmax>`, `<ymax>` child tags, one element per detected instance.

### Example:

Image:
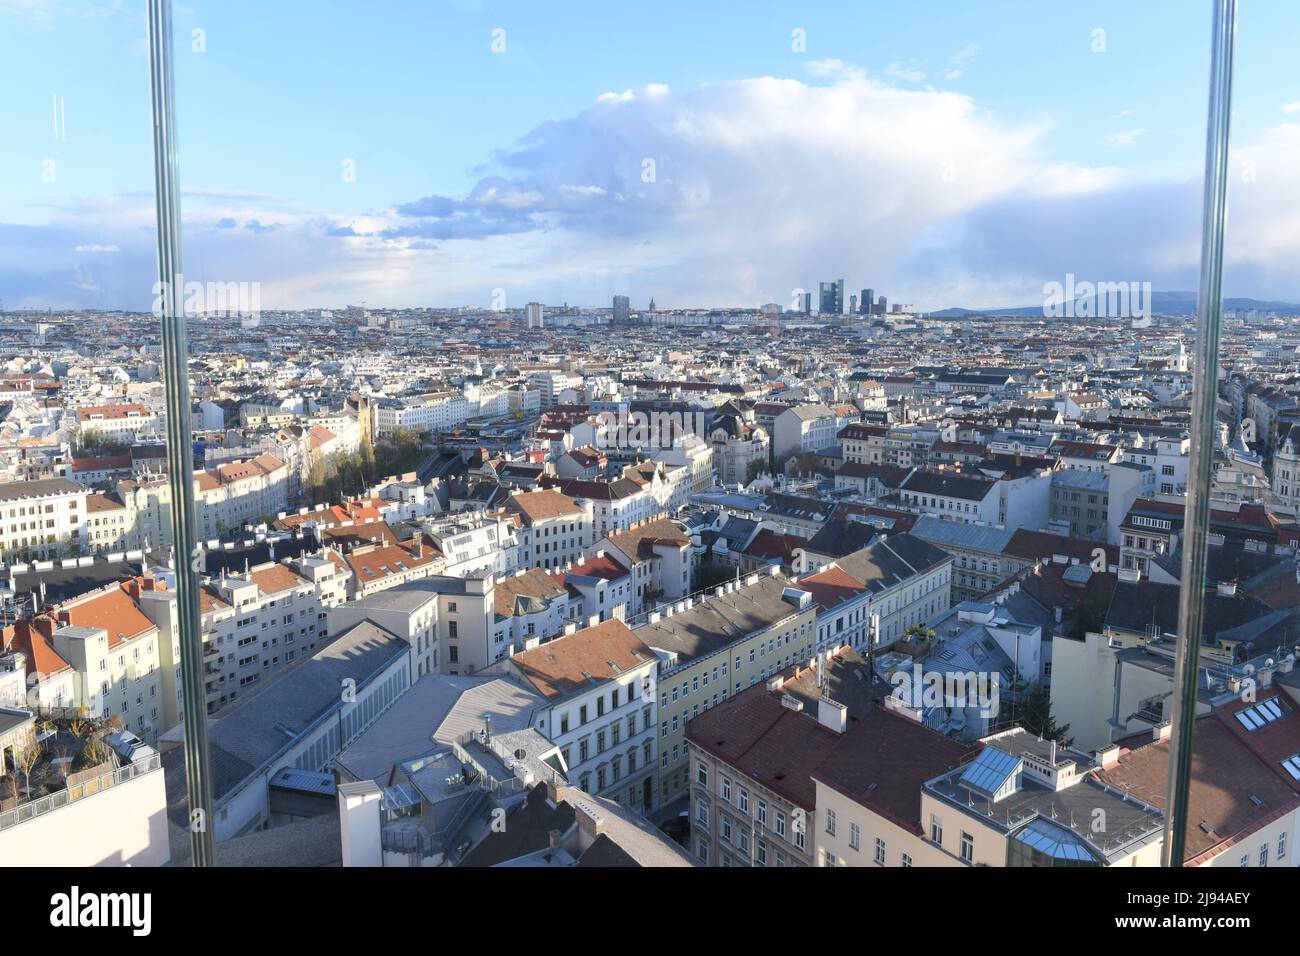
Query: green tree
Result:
<box><xmin>1016</xmin><ymin>685</ymin><xmax>1072</xmax><ymax>746</ymax></box>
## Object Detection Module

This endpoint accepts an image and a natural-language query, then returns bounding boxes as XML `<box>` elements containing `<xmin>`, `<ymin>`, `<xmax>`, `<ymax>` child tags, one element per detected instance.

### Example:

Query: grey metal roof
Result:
<box><xmin>910</xmin><ymin>515</ymin><xmax>1014</xmax><ymax>554</ymax></box>
<box><xmin>167</xmin><ymin>620</ymin><xmax>410</xmax><ymax>809</ymax></box>
<box><xmin>0</xmin><ymin>478</ymin><xmax>84</xmax><ymax>501</ymax></box>
<box><xmin>334</xmin><ymin>672</ymin><xmax>541</xmax><ymax>783</ymax></box>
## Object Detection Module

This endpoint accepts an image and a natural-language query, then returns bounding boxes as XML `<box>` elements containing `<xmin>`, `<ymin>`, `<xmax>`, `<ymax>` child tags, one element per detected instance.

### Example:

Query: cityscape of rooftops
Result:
<box><xmin>0</xmin><ymin>0</ymin><xmax>1294</xmax><ymax>929</ymax></box>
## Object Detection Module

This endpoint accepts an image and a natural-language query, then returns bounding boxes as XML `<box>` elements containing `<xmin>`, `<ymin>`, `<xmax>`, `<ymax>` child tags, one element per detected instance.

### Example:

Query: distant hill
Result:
<box><xmin>930</xmin><ymin>291</ymin><xmax>1300</xmax><ymax>318</ymax></box>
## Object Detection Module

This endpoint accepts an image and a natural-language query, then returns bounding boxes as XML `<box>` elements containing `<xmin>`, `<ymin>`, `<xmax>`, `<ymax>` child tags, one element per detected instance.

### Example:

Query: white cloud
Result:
<box><xmin>884</xmin><ymin>60</ymin><xmax>928</xmax><ymax>84</ymax></box>
<box><xmin>804</xmin><ymin>58</ymin><xmax>866</xmax><ymax>82</ymax></box>
<box><xmin>1283</xmin><ymin>100</ymin><xmax>1300</xmax><ymax>114</ymax></box>
<box><xmin>1105</xmin><ymin>128</ymin><xmax>1148</xmax><ymax>146</ymax></box>
<box><xmin>9</xmin><ymin>67</ymin><xmax>1300</xmax><ymax>311</ymax></box>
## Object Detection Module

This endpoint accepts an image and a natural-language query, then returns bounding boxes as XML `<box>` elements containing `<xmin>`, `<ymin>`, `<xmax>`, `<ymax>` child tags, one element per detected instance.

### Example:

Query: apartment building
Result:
<box><xmin>422</xmin><ymin>510</ymin><xmax>524</xmax><ymax>578</ymax></box>
<box><xmin>137</xmin><ymin>557</ymin><xmax>347</xmax><ymax>716</ymax></box>
<box><xmin>592</xmin><ymin>516</ymin><xmax>692</xmax><ymax>618</ymax></box>
<box><xmin>505</xmin><ymin>488</ymin><xmax>594</xmax><ymax>571</ymax></box>
<box><xmin>899</xmin><ymin>471</ymin><xmax>999</xmax><ymax>525</ymax></box>
<box><xmin>561</xmin><ymin>550</ymin><xmax>635</xmax><ymax>626</ymax></box>
<box><xmin>796</xmin><ymin>532</ymin><xmax>953</xmax><ymax>650</ymax></box>
<box><xmin>545</xmin><ymin>474</ymin><xmax>664</xmax><ymax>539</ymax></box>
<box><xmin>686</xmin><ymin>646</ymin><xmax>880</xmax><ymax>867</ymax></box>
<box><xmin>111</xmin><ymin>453</ymin><xmax>291</xmax><ymax>547</ymax></box>
<box><xmin>0</xmin><ymin>478</ymin><xmax>87</xmax><ymax>560</ymax></box>
<box><xmin>635</xmin><ymin>569</ymin><xmax>817</xmax><ymax>805</ymax></box>
<box><xmin>7</xmin><ymin>578</ymin><xmax>173</xmax><ymax>743</ymax></box>
<box><xmin>812</xmin><ymin>708</ymin><xmax>976</xmax><ymax>868</ymax></box>
<box><xmin>84</xmin><ymin>491</ymin><xmax>134</xmax><ymax>552</ymax></box>
<box><xmin>707</xmin><ymin>413</ymin><xmax>769</xmax><ymax>486</ymax></box>
<box><xmin>75</xmin><ymin>402</ymin><xmax>160</xmax><ymax>444</ymax></box>
<box><xmin>1122</xmin><ymin>435</ymin><xmax>1190</xmax><ymax>497</ymax></box>
<box><xmin>491</xmin><ymin>566</ymin><xmax>572</xmax><ymax>649</ymax></box>
<box><xmin>920</xmin><ymin>727</ymin><xmax>1166</xmax><ymax>867</ymax></box>
<box><xmin>372</xmin><ymin>391</ymin><xmax>475</xmax><ymax>439</ymax></box>
<box><xmin>334</xmin><ymin>536</ymin><xmax>444</xmax><ymax>599</ymax></box>
<box><xmin>506</xmin><ymin>618</ymin><xmax>660</xmax><ymax>813</ymax></box>
<box><xmin>326</xmin><ymin>581</ymin><xmax>441</xmax><ymax>680</ymax></box>
<box><xmin>909</xmin><ymin>516</ymin><xmax>1016</xmax><ymax>602</ymax></box>
<box><xmin>195</xmin><ymin>453</ymin><xmax>291</xmax><ymax>538</ymax></box>
<box><xmin>773</xmin><ymin>403</ymin><xmax>859</xmax><ymax>465</ymax></box>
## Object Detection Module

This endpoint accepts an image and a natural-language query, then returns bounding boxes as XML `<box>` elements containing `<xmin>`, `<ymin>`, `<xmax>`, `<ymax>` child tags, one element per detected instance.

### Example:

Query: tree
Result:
<box><xmin>12</xmin><ymin>739</ymin><xmax>42</xmax><ymax>800</ymax></box>
<box><xmin>744</xmin><ymin>459</ymin><xmax>766</xmax><ymax>484</ymax></box>
<box><xmin>1016</xmin><ymin>685</ymin><xmax>1072</xmax><ymax>746</ymax></box>
<box><xmin>1066</xmin><ymin>590</ymin><xmax>1110</xmax><ymax>640</ymax></box>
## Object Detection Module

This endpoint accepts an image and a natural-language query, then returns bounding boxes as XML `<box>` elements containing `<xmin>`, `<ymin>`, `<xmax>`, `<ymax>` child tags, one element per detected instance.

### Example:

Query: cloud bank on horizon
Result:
<box><xmin>5</xmin><ymin>59</ymin><xmax>1299</xmax><ymax>313</ymax></box>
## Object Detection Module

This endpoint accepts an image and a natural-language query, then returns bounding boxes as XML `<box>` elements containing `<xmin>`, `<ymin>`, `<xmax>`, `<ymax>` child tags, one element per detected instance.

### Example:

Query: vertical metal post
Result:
<box><xmin>147</xmin><ymin>0</ymin><xmax>215</xmax><ymax>866</ymax></box>
<box><xmin>1162</xmin><ymin>0</ymin><xmax>1236</xmax><ymax>868</ymax></box>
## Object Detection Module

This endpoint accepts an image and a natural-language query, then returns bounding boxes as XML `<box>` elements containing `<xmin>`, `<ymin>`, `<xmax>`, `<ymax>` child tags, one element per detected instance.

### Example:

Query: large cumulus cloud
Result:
<box><xmin>4</xmin><ymin>64</ymin><xmax>1299</xmax><ymax>311</ymax></box>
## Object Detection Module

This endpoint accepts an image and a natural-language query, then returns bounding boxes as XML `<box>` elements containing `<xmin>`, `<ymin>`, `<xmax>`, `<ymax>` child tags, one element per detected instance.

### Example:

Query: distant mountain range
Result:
<box><xmin>930</xmin><ymin>291</ymin><xmax>1300</xmax><ymax>318</ymax></box>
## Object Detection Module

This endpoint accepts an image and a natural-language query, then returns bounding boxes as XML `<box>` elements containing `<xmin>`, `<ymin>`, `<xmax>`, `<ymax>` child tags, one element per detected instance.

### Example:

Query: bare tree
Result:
<box><xmin>12</xmin><ymin>739</ymin><xmax>42</xmax><ymax>800</ymax></box>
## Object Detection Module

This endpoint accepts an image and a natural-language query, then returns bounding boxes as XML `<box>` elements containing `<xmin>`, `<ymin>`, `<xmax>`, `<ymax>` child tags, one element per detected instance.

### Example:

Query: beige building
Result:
<box><xmin>8</xmin><ymin>578</ymin><xmax>175</xmax><ymax>743</ymax></box>
<box><xmin>686</xmin><ymin>645</ymin><xmax>886</xmax><ymax>867</ymax></box>
<box><xmin>505</xmin><ymin>488</ymin><xmax>595</xmax><ymax>571</ymax></box>
<box><xmin>917</xmin><ymin>727</ymin><xmax>1165</xmax><ymax>867</ymax></box>
<box><xmin>637</xmin><ymin>569</ymin><xmax>817</xmax><ymax>806</ymax></box>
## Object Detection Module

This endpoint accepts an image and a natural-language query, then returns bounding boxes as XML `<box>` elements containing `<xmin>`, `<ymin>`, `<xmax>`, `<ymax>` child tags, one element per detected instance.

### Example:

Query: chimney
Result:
<box><xmin>1153</xmin><ymin>723</ymin><xmax>1173</xmax><ymax>742</ymax></box>
<box><xmin>1095</xmin><ymin>743</ymin><xmax>1121</xmax><ymax>769</ymax></box>
<box><xmin>573</xmin><ymin>798</ymin><xmax>607</xmax><ymax>850</ymax></box>
<box><xmin>548</xmin><ymin>828</ymin><xmax>563</xmax><ymax>849</ymax></box>
<box><xmin>817</xmin><ymin>697</ymin><xmax>848</xmax><ymax>734</ymax></box>
<box><xmin>336</xmin><ymin>780</ymin><xmax>383</xmax><ymax>868</ymax></box>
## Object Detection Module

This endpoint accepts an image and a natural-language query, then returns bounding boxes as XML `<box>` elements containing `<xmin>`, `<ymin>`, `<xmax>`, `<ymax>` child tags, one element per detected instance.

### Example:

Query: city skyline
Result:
<box><xmin>6</xmin><ymin>0</ymin><xmax>1300</xmax><ymax>312</ymax></box>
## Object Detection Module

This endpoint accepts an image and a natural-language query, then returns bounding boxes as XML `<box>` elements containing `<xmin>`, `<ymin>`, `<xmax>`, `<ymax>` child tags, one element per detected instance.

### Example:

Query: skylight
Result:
<box><xmin>1234</xmin><ymin>697</ymin><xmax>1285</xmax><ymax>731</ymax></box>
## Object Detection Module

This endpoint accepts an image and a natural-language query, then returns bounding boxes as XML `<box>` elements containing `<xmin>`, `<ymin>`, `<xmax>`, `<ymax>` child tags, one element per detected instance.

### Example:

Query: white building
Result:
<box><xmin>506</xmin><ymin>618</ymin><xmax>660</xmax><ymax>813</ymax></box>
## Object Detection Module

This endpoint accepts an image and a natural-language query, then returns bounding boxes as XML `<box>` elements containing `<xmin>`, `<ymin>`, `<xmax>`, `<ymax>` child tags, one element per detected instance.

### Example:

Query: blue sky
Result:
<box><xmin>3</xmin><ymin>0</ymin><xmax>1300</xmax><ymax>311</ymax></box>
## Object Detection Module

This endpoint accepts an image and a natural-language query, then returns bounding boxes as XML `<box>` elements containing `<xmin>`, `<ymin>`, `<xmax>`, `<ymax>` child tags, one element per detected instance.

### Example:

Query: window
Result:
<box><xmin>825</xmin><ymin>807</ymin><xmax>836</xmax><ymax>836</ymax></box>
<box><xmin>757</xmin><ymin>799</ymin><xmax>767</xmax><ymax>826</ymax></box>
<box><xmin>901</xmin><ymin>852</ymin><xmax>912</xmax><ymax>868</ymax></box>
<box><xmin>930</xmin><ymin>814</ymin><xmax>943</xmax><ymax>846</ymax></box>
<box><xmin>721</xmin><ymin>777</ymin><xmax>731</xmax><ymax>802</ymax></box>
<box><xmin>960</xmin><ymin>831</ymin><xmax>974</xmax><ymax>863</ymax></box>
<box><xmin>1259</xmin><ymin>843</ymin><xmax>1269</xmax><ymax>867</ymax></box>
<box><xmin>696</xmin><ymin>763</ymin><xmax>708</xmax><ymax>787</ymax></box>
<box><xmin>775</xmin><ymin>811</ymin><xmax>786</xmax><ymax>837</ymax></box>
<box><xmin>874</xmin><ymin>836</ymin><xmax>885</xmax><ymax>865</ymax></box>
<box><xmin>849</xmin><ymin>823</ymin><xmax>861</xmax><ymax>851</ymax></box>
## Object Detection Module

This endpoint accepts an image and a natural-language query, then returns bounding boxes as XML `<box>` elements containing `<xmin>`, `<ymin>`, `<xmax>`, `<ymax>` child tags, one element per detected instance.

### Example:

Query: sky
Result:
<box><xmin>2</xmin><ymin>0</ymin><xmax>1300</xmax><ymax>313</ymax></box>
